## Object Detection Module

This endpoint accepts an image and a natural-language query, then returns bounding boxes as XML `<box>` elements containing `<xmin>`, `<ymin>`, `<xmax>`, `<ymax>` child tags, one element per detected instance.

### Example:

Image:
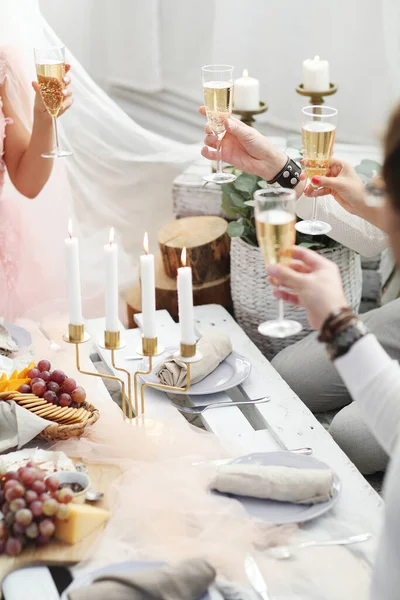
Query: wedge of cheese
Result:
<box><xmin>55</xmin><ymin>503</ymin><xmax>110</xmax><ymax>545</ymax></box>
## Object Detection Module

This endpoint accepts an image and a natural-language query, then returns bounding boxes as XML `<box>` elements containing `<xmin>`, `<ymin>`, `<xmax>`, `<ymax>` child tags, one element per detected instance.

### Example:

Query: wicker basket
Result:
<box><xmin>38</xmin><ymin>401</ymin><xmax>100</xmax><ymax>441</ymax></box>
<box><xmin>230</xmin><ymin>237</ymin><xmax>362</xmax><ymax>360</ymax></box>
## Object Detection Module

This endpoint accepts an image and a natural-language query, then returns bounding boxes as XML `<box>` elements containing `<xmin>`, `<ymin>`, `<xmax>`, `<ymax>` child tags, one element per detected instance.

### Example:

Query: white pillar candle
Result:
<box><xmin>302</xmin><ymin>56</ymin><xmax>330</xmax><ymax>92</ymax></box>
<box><xmin>65</xmin><ymin>219</ymin><xmax>83</xmax><ymax>326</ymax></box>
<box><xmin>233</xmin><ymin>69</ymin><xmax>260</xmax><ymax>111</ymax></box>
<box><xmin>140</xmin><ymin>232</ymin><xmax>157</xmax><ymax>339</ymax></box>
<box><xmin>104</xmin><ymin>227</ymin><xmax>119</xmax><ymax>332</ymax></box>
<box><xmin>177</xmin><ymin>247</ymin><xmax>196</xmax><ymax>346</ymax></box>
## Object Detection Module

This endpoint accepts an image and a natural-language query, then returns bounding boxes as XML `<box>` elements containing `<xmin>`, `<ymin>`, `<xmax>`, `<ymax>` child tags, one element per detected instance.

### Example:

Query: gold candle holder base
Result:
<box><xmin>296</xmin><ymin>82</ymin><xmax>338</xmax><ymax>106</ymax></box>
<box><xmin>136</xmin><ymin>336</ymin><xmax>165</xmax><ymax>357</ymax></box>
<box><xmin>99</xmin><ymin>330</ymin><xmax>132</xmax><ymax>420</ymax></box>
<box><xmin>63</xmin><ymin>325</ymin><xmax>132</xmax><ymax>420</ymax></box>
<box><xmin>232</xmin><ymin>100</ymin><xmax>268</xmax><ymax>127</ymax></box>
<box><xmin>134</xmin><ymin>339</ymin><xmax>200</xmax><ymax>417</ymax></box>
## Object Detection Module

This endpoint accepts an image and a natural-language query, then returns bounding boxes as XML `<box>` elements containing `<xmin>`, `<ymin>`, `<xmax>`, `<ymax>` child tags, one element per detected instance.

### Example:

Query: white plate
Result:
<box><xmin>139</xmin><ymin>350</ymin><xmax>251</xmax><ymax>395</ymax></box>
<box><xmin>4</xmin><ymin>322</ymin><xmax>32</xmax><ymax>349</ymax></box>
<box><xmin>62</xmin><ymin>560</ymin><xmax>220</xmax><ymax>600</ymax></box>
<box><xmin>213</xmin><ymin>451</ymin><xmax>341</xmax><ymax>524</ymax></box>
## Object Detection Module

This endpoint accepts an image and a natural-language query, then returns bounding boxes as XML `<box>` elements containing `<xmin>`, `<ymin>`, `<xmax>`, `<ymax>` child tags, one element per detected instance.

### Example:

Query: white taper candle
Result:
<box><xmin>104</xmin><ymin>227</ymin><xmax>119</xmax><ymax>332</ymax></box>
<box><xmin>65</xmin><ymin>219</ymin><xmax>83</xmax><ymax>325</ymax></box>
<box><xmin>177</xmin><ymin>247</ymin><xmax>196</xmax><ymax>345</ymax></box>
<box><xmin>140</xmin><ymin>232</ymin><xmax>157</xmax><ymax>339</ymax></box>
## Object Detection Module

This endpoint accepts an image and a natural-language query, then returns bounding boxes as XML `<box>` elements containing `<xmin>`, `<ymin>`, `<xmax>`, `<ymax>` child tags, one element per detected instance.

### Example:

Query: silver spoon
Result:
<box><xmin>267</xmin><ymin>532</ymin><xmax>372</xmax><ymax>560</ymax></box>
<box><xmin>74</xmin><ymin>462</ymin><xmax>104</xmax><ymax>503</ymax></box>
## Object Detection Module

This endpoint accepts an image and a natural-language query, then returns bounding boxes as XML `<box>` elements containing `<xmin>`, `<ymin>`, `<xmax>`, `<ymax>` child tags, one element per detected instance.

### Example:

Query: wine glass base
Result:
<box><xmin>203</xmin><ymin>173</ymin><xmax>236</xmax><ymax>184</ymax></box>
<box><xmin>258</xmin><ymin>319</ymin><xmax>303</xmax><ymax>338</ymax></box>
<box><xmin>295</xmin><ymin>220</ymin><xmax>332</xmax><ymax>235</ymax></box>
<box><xmin>41</xmin><ymin>150</ymin><xmax>73</xmax><ymax>159</ymax></box>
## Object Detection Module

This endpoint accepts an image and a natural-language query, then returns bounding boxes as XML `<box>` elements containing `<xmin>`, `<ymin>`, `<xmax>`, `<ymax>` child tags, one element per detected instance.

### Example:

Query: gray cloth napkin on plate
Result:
<box><xmin>212</xmin><ymin>464</ymin><xmax>334</xmax><ymax>505</ymax></box>
<box><xmin>156</xmin><ymin>331</ymin><xmax>232</xmax><ymax>387</ymax></box>
<box><xmin>68</xmin><ymin>558</ymin><xmax>216</xmax><ymax>600</ymax></box>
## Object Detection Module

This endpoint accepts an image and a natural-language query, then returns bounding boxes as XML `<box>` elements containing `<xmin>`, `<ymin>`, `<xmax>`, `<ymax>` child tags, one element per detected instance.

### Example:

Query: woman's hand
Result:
<box><xmin>302</xmin><ymin>158</ymin><xmax>366</xmax><ymax>216</ymax></box>
<box><xmin>199</xmin><ymin>106</ymin><xmax>288</xmax><ymax>182</ymax></box>
<box><xmin>32</xmin><ymin>64</ymin><xmax>74</xmax><ymax>119</ymax></box>
<box><xmin>267</xmin><ymin>246</ymin><xmax>348</xmax><ymax>330</ymax></box>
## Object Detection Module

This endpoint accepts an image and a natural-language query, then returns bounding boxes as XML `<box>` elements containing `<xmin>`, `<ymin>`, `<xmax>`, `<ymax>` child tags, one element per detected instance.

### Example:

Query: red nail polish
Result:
<box><xmin>311</xmin><ymin>176</ymin><xmax>320</xmax><ymax>184</ymax></box>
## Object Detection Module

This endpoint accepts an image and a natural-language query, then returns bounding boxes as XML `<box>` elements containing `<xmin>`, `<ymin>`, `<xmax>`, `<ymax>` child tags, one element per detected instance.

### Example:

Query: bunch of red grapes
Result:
<box><xmin>19</xmin><ymin>360</ymin><xmax>87</xmax><ymax>408</ymax></box>
<box><xmin>0</xmin><ymin>463</ymin><xmax>73</xmax><ymax>556</ymax></box>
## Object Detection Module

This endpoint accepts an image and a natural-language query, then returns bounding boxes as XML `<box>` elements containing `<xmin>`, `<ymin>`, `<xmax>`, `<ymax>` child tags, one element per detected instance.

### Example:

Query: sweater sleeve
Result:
<box><xmin>335</xmin><ymin>334</ymin><xmax>400</xmax><ymax>456</ymax></box>
<box><xmin>296</xmin><ymin>194</ymin><xmax>388</xmax><ymax>257</ymax></box>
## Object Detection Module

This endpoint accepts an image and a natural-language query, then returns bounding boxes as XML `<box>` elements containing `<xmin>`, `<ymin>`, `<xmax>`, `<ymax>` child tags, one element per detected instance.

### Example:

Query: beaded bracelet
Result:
<box><xmin>318</xmin><ymin>307</ymin><xmax>369</xmax><ymax>360</ymax></box>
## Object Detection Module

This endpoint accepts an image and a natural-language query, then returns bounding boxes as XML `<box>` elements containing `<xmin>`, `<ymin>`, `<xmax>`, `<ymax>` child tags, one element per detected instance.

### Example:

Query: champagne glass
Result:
<box><xmin>34</xmin><ymin>46</ymin><xmax>73</xmax><ymax>158</ymax></box>
<box><xmin>202</xmin><ymin>65</ymin><xmax>236</xmax><ymax>184</ymax></box>
<box><xmin>255</xmin><ymin>188</ymin><xmax>303</xmax><ymax>338</ymax></box>
<box><xmin>295</xmin><ymin>105</ymin><xmax>338</xmax><ymax>235</ymax></box>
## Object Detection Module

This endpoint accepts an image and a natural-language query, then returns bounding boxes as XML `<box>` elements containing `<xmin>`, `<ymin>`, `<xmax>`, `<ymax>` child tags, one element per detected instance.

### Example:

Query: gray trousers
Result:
<box><xmin>272</xmin><ymin>299</ymin><xmax>400</xmax><ymax>475</ymax></box>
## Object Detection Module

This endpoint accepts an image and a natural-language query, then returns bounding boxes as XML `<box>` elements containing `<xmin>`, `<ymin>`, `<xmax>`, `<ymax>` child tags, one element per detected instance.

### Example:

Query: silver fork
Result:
<box><xmin>39</xmin><ymin>325</ymin><xmax>65</xmax><ymax>353</ymax></box>
<box><xmin>170</xmin><ymin>397</ymin><xmax>270</xmax><ymax>414</ymax></box>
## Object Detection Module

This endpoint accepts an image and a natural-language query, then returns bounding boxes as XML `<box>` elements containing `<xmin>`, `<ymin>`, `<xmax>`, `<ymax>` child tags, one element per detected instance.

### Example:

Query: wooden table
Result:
<box><xmin>1</xmin><ymin>306</ymin><xmax>384</xmax><ymax>598</ymax></box>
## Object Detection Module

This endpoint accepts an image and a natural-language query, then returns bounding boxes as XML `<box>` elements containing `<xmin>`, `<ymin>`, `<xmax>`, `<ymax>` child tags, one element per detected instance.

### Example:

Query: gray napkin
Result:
<box><xmin>68</xmin><ymin>558</ymin><xmax>216</xmax><ymax>600</ymax></box>
<box><xmin>156</xmin><ymin>331</ymin><xmax>232</xmax><ymax>387</ymax></box>
<box><xmin>212</xmin><ymin>464</ymin><xmax>334</xmax><ymax>505</ymax></box>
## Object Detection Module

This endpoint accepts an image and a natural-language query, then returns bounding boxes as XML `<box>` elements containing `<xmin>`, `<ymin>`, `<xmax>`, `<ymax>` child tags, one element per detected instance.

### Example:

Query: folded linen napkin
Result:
<box><xmin>0</xmin><ymin>401</ymin><xmax>51</xmax><ymax>453</ymax></box>
<box><xmin>156</xmin><ymin>331</ymin><xmax>232</xmax><ymax>387</ymax></box>
<box><xmin>211</xmin><ymin>464</ymin><xmax>334</xmax><ymax>505</ymax></box>
<box><xmin>68</xmin><ymin>558</ymin><xmax>216</xmax><ymax>600</ymax></box>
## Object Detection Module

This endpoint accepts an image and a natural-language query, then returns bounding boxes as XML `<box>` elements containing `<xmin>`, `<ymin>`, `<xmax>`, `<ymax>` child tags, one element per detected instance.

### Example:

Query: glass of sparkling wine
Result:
<box><xmin>202</xmin><ymin>64</ymin><xmax>236</xmax><ymax>184</ymax></box>
<box><xmin>34</xmin><ymin>46</ymin><xmax>72</xmax><ymax>158</ymax></box>
<box><xmin>295</xmin><ymin>105</ymin><xmax>338</xmax><ymax>236</ymax></box>
<box><xmin>255</xmin><ymin>188</ymin><xmax>303</xmax><ymax>338</ymax></box>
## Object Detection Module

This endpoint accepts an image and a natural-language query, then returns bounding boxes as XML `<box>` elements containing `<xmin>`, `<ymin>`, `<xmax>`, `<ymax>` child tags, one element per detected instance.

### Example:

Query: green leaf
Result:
<box><xmin>234</xmin><ymin>172</ymin><xmax>259</xmax><ymax>194</ymax></box>
<box><xmin>244</xmin><ymin>200</ymin><xmax>256</xmax><ymax>207</ymax></box>
<box><xmin>227</xmin><ymin>221</ymin><xmax>245</xmax><ymax>237</ymax></box>
<box><xmin>354</xmin><ymin>159</ymin><xmax>381</xmax><ymax>179</ymax></box>
<box><xmin>230</xmin><ymin>190</ymin><xmax>246</xmax><ymax>208</ymax></box>
<box><xmin>257</xmin><ymin>180</ymin><xmax>268</xmax><ymax>188</ymax></box>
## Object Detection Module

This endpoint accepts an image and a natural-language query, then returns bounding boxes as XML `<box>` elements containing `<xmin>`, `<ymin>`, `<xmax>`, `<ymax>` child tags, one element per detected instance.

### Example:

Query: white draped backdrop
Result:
<box><xmin>40</xmin><ymin>0</ymin><xmax>400</xmax><ymax>144</ymax></box>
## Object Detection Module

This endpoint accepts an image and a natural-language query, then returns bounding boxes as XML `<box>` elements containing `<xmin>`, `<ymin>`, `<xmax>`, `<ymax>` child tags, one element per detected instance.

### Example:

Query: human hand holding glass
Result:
<box><xmin>34</xmin><ymin>45</ymin><xmax>72</xmax><ymax>158</ymax></box>
<box><xmin>255</xmin><ymin>188</ymin><xmax>303</xmax><ymax>338</ymax></box>
<box><xmin>296</xmin><ymin>105</ymin><xmax>338</xmax><ymax>235</ymax></box>
<box><xmin>202</xmin><ymin>65</ymin><xmax>236</xmax><ymax>184</ymax></box>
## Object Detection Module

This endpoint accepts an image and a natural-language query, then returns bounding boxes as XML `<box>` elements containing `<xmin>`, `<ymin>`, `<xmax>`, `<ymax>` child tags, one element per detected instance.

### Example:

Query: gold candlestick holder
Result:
<box><xmin>296</xmin><ymin>82</ymin><xmax>338</xmax><ymax>106</ymax></box>
<box><xmin>134</xmin><ymin>339</ymin><xmax>202</xmax><ymax>417</ymax></box>
<box><xmin>232</xmin><ymin>100</ymin><xmax>268</xmax><ymax>127</ymax></box>
<box><xmin>97</xmin><ymin>329</ymin><xmax>133</xmax><ymax>420</ymax></box>
<box><xmin>63</xmin><ymin>324</ymin><xmax>132</xmax><ymax>420</ymax></box>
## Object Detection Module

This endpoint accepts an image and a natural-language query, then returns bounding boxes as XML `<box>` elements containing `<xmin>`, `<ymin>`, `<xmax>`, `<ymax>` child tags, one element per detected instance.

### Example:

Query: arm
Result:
<box><xmin>335</xmin><ymin>335</ymin><xmax>400</xmax><ymax>456</ymax></box>
<box><xmin>1</xmin><ymin>80</ymin><xmax>53</xmax><ymax>198</ymax></box>
<box><xmin>1</xmin><ymin>65</ymin><xmax>73</xmax><ymax>199</ymax></box>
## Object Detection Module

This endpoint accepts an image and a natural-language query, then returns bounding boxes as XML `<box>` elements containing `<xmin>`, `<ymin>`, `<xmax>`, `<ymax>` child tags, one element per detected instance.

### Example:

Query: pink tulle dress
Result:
<box><xmin>0</xmin><ymin>53</ymin><xmax>68</xmax><ymax>322</ymax></box>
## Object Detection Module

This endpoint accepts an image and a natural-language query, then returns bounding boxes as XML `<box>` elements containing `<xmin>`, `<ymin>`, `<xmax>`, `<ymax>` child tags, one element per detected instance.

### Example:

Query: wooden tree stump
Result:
<box><xmin>158</xmin><ymin>216</ymin><xmax>230</xmax><ymax>285</ymax></box>
<box><xmin>123</xmin><ymin>254</ymin><xmax>232</xmax><ymax>328</ymax></box>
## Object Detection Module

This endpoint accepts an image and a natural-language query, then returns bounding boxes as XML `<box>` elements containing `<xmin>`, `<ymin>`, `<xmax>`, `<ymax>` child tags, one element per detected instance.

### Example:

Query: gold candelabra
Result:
<box><xmin>296</xmin><ymin>82</ymin><xmax>338</xmax><ymax>106</ymax></box>
<box><xmin>232</xmin><ymin>100</ymin><xmax>268</xmax><ymax>127</ymax></box>
<box><xmin>63</xmin><ymin>324</ymin><xmax>133</xmax><ymax>420</ymax></box>
<box><xmin>134</xmin><ymin>338</ymin><xmax>202</xmax><ymax>416</ymax></box>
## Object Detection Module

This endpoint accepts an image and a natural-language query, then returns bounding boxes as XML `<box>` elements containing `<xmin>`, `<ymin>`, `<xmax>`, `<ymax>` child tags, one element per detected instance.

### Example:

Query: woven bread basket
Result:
<box><xmin>230</xmin><ymin>237</ymin><xmax>362</xmax><ymax>360</ymax></box>
<box><xmin>38</xmin><ymin>401</ymin><xmax>100</xmax><ymax>441</ymax></box>
<box><xmin>1</xmin><ymin>391</ymin><xmax>100</xmax><ymax>442</ymax></box>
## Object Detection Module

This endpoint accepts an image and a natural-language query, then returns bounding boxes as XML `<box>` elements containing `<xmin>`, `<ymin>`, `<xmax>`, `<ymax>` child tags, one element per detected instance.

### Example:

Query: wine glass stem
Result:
<box><xmin>216</xmin><ymin>134</ymin><xmax>223</xmax><ymax>175</ymax></box>
<box><xmin>311</xmin><ymin>195</ymin><xmax>318</xmax><ymax>221</ymax></box>
<box><xmin>277</xmin><ymin>297</ymin><xmax>284</xmax><ymax>322</ymax></box>
<box><xmin>53</xmin><ymin>116</ymin><xmax>60</xmax><ymax>154</ymax></box>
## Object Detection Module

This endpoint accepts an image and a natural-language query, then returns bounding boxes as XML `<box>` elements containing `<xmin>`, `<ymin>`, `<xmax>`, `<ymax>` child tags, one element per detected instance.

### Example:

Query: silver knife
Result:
<box><xmin>244</xmin><ymin>553</ymin><xmax>271</xmax><ymax>599</ymax></box>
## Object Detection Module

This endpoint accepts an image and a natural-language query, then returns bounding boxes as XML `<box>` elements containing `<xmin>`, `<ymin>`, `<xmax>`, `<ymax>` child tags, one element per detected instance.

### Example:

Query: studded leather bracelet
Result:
<box><xmin>266</xmin><ymin>156</ymin><xmax>301</xmax><ymax>189</ymax></box>
<box><xmin>318</xmin><ymin>307</ymin><xmax>369</xmax><ymax>360</ymax></box>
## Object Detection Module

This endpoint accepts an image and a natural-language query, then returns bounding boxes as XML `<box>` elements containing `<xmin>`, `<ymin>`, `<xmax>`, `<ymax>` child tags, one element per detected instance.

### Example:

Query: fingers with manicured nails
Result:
<box><xmin>199</xmin><ymin>106</ymin><xmax>206</xmax><ymax>116</ymax></box>
<box><xmin>304</xmin><ymin>184</ymin><xmax>331</xmax><ymax>197</ymax></box>
<box><xmin>65</xmin><ymin>64</ymin><xmax>71</xmax><ymax>73</ymax></box>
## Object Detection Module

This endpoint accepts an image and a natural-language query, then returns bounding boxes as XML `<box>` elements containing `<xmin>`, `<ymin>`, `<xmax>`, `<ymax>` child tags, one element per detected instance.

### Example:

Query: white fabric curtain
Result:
<box><xmin>41</xmin><ymin>0</ymin><xmax>400</xmax><ymax>144</ymax></box>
